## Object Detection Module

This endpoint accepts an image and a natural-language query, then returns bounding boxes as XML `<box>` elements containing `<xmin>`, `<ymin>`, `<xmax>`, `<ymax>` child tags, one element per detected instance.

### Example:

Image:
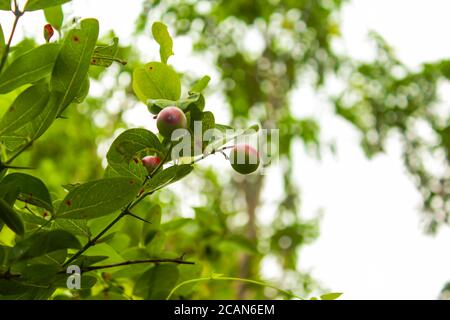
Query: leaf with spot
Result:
<box><xmin>24</xmin><ymin>0</ymin><xmax>71</xmax><ymax>11</ymax></box>
<box><xmin>0</xmin><ymin>84</ymin><xmax>50</xmax><ymax>136</ymax></box>
<box><xmin>11</xmin><ymin>230</ymin><xmax>79</xmax><ymax>261</ymax></box>
<box><xmin>55</xmin><ymin>177</ymin><xmax>141</xmax><ymax>219</ymax></box>
<box><xmin>0</xmin><ymin>43</ymin><xmax>60</xmax><ymax>94</ymax></box>
<box><xmin>91</xmin><ymin>37</ymin><xmax>120</xmax><ymax>67</ymax></box>
<box><xmin>144</xmin><ymin>164</ymin><xmax>193</xmax><ymax>193</ymax></box>
<box><xmin>0</xmin><ymin>198</ymin><xmax>24</xmax><ymax>235</ymax></box>
<box><xmin>1</xmin><ymin>173</ymin><xmax>53</xmax><ymax>212</ymax></box>
<box><xmin>51</xmin><ymin>18</ymin><xmax>99</xmax><ymax>115</ymax></box>
<box><xmin>151</xmin><ymin>22</ymin><xmax>173</xmax><ymax>64</ymax></box>
<box><xmin>132</xmin><ymin>61</ymin><xmax>181</xmax><ymax>102</ymax></box>
<box><xmin>106</xmin><ymin>128</ymin><xmax>163</xmax><ymax>180</ymax></box>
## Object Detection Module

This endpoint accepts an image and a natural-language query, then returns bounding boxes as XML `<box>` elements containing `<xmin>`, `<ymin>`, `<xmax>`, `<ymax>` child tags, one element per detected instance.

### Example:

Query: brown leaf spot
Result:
<box><xmin>129</xmin><ymin>180</ymin><xmax>135</xmax><ymax>185</ymax></box>
<box><xmin>65</xmin><ymin>200</ymin><xmax>72</xmax><ymax>206</ymax></box>
<box><xmin>133</xmin><ymin>157</ymin><xmax>139</xmax><ymax>164</ymax></box>
<box><xmin>72</xmin><ymin>35</ymin><xmax>80</xmax><ymax>42</ymax></box>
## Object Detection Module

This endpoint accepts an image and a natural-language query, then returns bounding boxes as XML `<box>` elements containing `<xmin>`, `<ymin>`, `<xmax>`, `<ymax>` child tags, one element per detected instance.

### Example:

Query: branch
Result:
<box><xmin>0</xmin><ymin>4</ymin><xmax>23</xmax><ymax>73</ymax></box>
<box><xmin>81</xmin><ymin>258</ymin><xmax>194</xmax><ymax>272</ymax></box>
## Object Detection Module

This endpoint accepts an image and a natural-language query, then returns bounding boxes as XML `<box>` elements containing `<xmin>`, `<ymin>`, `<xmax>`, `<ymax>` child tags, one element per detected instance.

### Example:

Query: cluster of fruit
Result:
<box><xmin>141</xmin><ymin>106</ymin><xmax>260</xmax><ymax>175</ymax></box>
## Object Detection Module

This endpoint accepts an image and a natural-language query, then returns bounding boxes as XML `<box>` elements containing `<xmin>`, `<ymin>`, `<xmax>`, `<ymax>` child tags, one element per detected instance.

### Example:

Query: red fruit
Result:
<box><xmin>141</xmin><ymin>155</ymin><xmax>161</xmax><ymax>174</ymax></box>
<box><xmin>156</xmin><ymin>106</ymin><xmax>187</xmax><ymax>138</ymax></box>
<box><xmin>44</xmin><ymin>24</ymin><xmax>54</xmax><ymax>43</ymax></box>
<box><xmin>229</xmin><ymin>144</ymin><xmax>260</xmax><ymax>174</ymax></box>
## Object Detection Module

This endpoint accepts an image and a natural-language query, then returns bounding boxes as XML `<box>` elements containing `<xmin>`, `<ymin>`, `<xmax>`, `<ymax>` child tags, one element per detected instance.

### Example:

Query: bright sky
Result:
<box><xmin>1</xmin><ymin>0</ymin><xmax>449</xmax><ymax>300</ymax></box>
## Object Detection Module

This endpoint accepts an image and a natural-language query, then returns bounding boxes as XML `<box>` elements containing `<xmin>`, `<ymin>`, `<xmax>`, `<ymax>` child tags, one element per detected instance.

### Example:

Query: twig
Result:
<box><xmin>0</xmin><ymin>2</ymin><xmax>23</xmax><ymax>73</ymax></box>
<box><xmin>81</xmin><ymin>258</ymin><xmax>194</xmax><ymax>272</ymax></box>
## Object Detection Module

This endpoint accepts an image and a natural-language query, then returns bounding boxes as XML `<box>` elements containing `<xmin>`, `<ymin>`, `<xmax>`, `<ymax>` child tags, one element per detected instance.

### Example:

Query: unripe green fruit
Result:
<box><xmin>156</xmin><ymin>106</ymin><xmax>187</xmax><ymax>138</ymax></box>
<box><xmin>141</xmin><ymin>155</ymin><xmax>161</xmax><ymax>174</ymax></box>
<box><xmin>229</xmin><ymin>144</ymin><xmax>260</xmax><ymax>174</ymax></box>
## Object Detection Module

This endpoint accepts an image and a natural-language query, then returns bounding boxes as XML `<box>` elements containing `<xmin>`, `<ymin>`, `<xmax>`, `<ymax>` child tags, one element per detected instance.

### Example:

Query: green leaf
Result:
<box><xmin>161</xmin><ymin>218</ymin><xmax>193</xmax><ymax>231</ymax></box>
<box><xmin>51</xmin><ymin>18</ymin><xmax>99</xmax><ymax>115</ymax></box>
<box><xmin>0</xmin><ymin>198</ymin><xmax>24</xmax><ymax>235</ymax></box>
<box><xmin>320</xmin><ymin>292</ymin><xmax>343</xmax><ymax>300</ymax></box>
<box><xmin>73</xmin><ymin>75</ymin><xmax>90</xmax><ymax>103</ymax></box>
<box><xmin>55</xmin><ymin>177</ymin><xmax>141</xmax><ymax>219</ymax></box>
<box><xmin>52</xmin><ymin>218</ymin><xmax>90</xmax><ymax>238</ymax></box>
<box><xmin>0</xmin><ymin>43</ymin><xmax>60</xmax><ymax>94</ymax></box>
<box><xmin>151</xmin><ymin>22</ymin><xmax>173</xmax><ymax>64</ymax></box>
<box><xmin>205</xmin><ymin>124</ymin><xmax>260</xmax><ymax>153</ymax></box>
<box><xmin>132</xmin><ymin>61</ymin><xmax>181</xmax><ymax>102</ymax></box>
<box><xmin>134</xmin><ymin>264</ymin><xmax>179</xmax><ymax>299</ymax></box>
<box><xmin>0</xmin><ymin>0</ymin><xmax>10</xmax><ymax>11</ymax></box>
<box><xmin>11</xmin><ymin>230</ymin><xmax>80</xmax><ymax>261</ymax></box>
<box><xmin>21</xmin><ymin>264</ymin><xmax>59</xmax><ymax>285</ymax></box>
<box><xmin>44</xmin><ymin>5</ymin><xmax>64</xmax><ymax>30</ymax></box>
<box><xmin>0</xmin><ymin>24</ymin><xmax>5</xmax><ymax>57</ymax></box>
<box><xmin>190</xmin><ymin>75</ymin><xmax>211</xmax><ymax>93</ymax></box>
<box><xmin>106</xmin><ymin>128</ymin><xmax>163</xmax><ymax>180</ymax></box>
<box><xmin>1</xmin><ymin>173</ymin><xmax>53</xmax><ymax>212</ymax></box>
<box><xmin>0</xmin><ymin>84</ymin><xmax>50</xmax><ymax>136</ymax></box>
<box><xmin>91</xmin><ymin>37</ymin><xmax>119</xmax><ymax>67</ymax></box>
<box><xmin>71</xmin><ymin>255</ymin><xmax>108</xmax><ymax>267</ymax></box>
<box><xmin>144</xmin><ymin>164</ymin><xmax>193</xmax><ymax>193</ymax></box>
<box><xmin>146</xmin><ymin>92</ymin><xmax>205</xmax><ymax>115</ymax></box>
<box><xmin>24</xmin><ymin>0</ymin><xmax>70</xmax><ymax>11</ymax></box>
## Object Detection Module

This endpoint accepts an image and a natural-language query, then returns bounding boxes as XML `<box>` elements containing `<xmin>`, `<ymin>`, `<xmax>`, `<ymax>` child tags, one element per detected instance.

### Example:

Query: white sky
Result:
<box><xmin>1</xmin><ymin>0</ymin><xmax>449</xmax><ymax>300</ymax></box>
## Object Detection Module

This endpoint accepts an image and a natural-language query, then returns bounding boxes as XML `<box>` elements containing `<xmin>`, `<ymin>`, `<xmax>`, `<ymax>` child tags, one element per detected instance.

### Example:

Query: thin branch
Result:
<box><xmin>81</xmin><ymin>258</ymin><xmax>194</xmax><ymax>272</ymax></box>
<box><xmin>125</xmin><ymin>210</ymin><xmax>152</xmax><ymax>224</ymax></box>
<box><xmin>0</xmin><ymin>4</ymin><xmax>23</xmax><ymax>73</ymax></box>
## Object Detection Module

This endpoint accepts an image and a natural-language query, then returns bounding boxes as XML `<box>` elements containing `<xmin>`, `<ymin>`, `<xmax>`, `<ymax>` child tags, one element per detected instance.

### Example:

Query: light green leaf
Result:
<box><xmin>44</xmin><ymin>5</ymin><xmax>63</xmax><ymax>30</ymax></box>
<box><xmin>0</xmin><ymin>84</ymin><xmax>50</xmax><ymax>136</ymax></box>
<box><xmin>55</xmin><ymin>177</ymin><xmax>141</xmax><ymax>219</ymax></box>
<box><xmin>11</xmin><ymin>230</ymin><xmax>79</xmax><ymax>261</ymax></box>
<box><xmin>0</xmin><ymin>24</ymin><xmax>5</xmax><ymax>57</ymax></box>
<box><xmin>1</xmin><ymin>173</ymin><xmax>53</xmax><ymax>212</ymax></box>
<box><xmin>151</xmin><ymin>22</ymin><xmax>173</xmax><ymax>64</ymax></box>
<box><xmin>132</xmin><ymin>61</ymin><xmax>181</xmax><ymax>102</ymax></box>
<box><xmin>24</xmin><ymin>0</ymin><xmax>70</xmax><ymax>11</ymax></box>
<box><xmin>190</xmin><ymin>75</ymin><xmax>210</xmax><ymax>93</ymax></box>
<box><xmin>51</xmin><ymin>18</ymin><xmax>99</xmax><ymax>115</ymax></box>
<box><xmin>144</xmin><ymin>164</ymin><xmax>193</xmax><ymax>193</ymax></box>
<box><xmin>320</xmin><ymin>292</ymin><xmax>343</xmax><ymax>300</ymax></box>
<box><xmin>51</xmin><ymin>218</ymin><xmax>90</xmax><ymax>238</ymax></box>
<box><xmin>0</xmin><ymin>198</ymin><xmax>24</xmax><ymax>235</ymax></box>
<box><xmin>0</xmin><ymin>0</ymin><xmax>10</xmax><ymax>11</ymax></box>
<box><xmin>106</xmin><ymin>128</ymin><xmax>163</xmax><ymax>180</ymax></box>
<box><xmin>91</xmin><ymin>37</ymin><xmax>119</xmax><ymax>67</ymax></box>
<box><xmin>0</xmin><ymin>43</ymin><xmax>60</xmax><ymax>94</ymax></box>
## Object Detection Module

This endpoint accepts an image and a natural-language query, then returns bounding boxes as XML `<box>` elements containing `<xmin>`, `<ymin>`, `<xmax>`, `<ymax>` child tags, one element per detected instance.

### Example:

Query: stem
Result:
<box><xmin>166</xmin><ymin>276</ymin><xmax>303</xmax><ymax>300</ymax></box>
<box><xmin>81</xmin><ymin>258</ymin><xmax>194</xmax><ymax>272</ymax></box>
<box><xmin>0</xmin><ymin>4</ymin><xmax>23</xmax><ymax>73</ymax></box>
<box><xmin>62</xmin><ymin>211</ymin><xmax>127</xmax><ymax>267</ymax></box>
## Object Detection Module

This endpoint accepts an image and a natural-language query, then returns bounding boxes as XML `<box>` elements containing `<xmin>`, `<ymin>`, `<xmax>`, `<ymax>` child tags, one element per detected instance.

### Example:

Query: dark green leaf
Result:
<box><xmin>51</xmin><ymin>18</ymin><xmax>99</xmax><ymax>115</ymax></box>
<box><xmin>146</xmin><ymin>92</ymin><xmax>204</xmax><ymax>115</ymax></box>
<box><xmin>106</xmin><ymin>128</ymin><xmax>163</xmax><ymax>180</ymax></box>
<box><xmin>0</xmin><ymin>0</ymin><xmax>10</xmax><ymax>11</ymax></box>
<box><xmin>21</xmin><ymin>264</ymin><xmax>59</xmax><ymax>285</ymax></box>
<box><xmin>0</xmin><ymin>84</ymin><xmax>50</xmax><ymax>136</ymax></box>
<box><xmin>134</xmin><ymin>264</ymin><xmax>179</xmax><ymax>299</ymax></box>
<box><xmin>24</xmin><ymin>0</ymin><xmax>70</xmax><ymax>11</ymax></box>
<box><xmin>0</xmin><ymin>43</ymin><xmax>60</xmax><ymax>94</ymax></box>
<box><xmin>132</xmin><ymin>61</ymin><xmax>181</xmax><ymax>102</ymax></box>
<box><xmin>55</xmin><ymin>177</ymin><xmax>141</xmax><ymax>219</ymax></box>
<box><xmin>144</xmin><ymin>164</ymin><xmax>193</xmax><ymax>193</ymax></box>
<box><xmin>11</xmin><ymin>230</ymin><xmax>80</xmax><ymax>261</ymax></box>
<box><xmin>0</xmin><ymin>198</ymin><xmax>24</xmax><ymax>235</ymax></box>
<box><xmin>1</xmin><ymin>173</ymin><xmax>53</xmax><ymax>212</ymax></box>
<box><xmin>151</xmin><ymin>22</ymin><xmax>173</xmax><ymax>64</ymax></box>
<box><xmin>44</xmin><ymin>5</ymin><xmax>63</xmax><ymax>30</ymax></box>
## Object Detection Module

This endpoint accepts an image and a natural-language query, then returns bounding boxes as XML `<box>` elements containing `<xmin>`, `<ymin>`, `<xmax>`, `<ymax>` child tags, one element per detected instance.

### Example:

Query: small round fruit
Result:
<box><xmin>156</xmin><ymin>106</ymin><xmax>187</xmax><ymax>138</ymax></box>
<box><xmin>229</xmin><ymin>144</ymin><xmax>260</xmax><ymax>175</ymax></box>
<box><xmin>141</xmin><ymin>155</ymin><xmax>161</xmax><ymax>174</ymax></box>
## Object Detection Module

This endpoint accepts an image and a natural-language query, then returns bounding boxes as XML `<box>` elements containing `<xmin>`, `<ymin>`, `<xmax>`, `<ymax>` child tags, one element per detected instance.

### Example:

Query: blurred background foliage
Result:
<box><xmin>2</xmin><ymin>0</ymin><xmax>448</xmax><ymax>299</ymax></box>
